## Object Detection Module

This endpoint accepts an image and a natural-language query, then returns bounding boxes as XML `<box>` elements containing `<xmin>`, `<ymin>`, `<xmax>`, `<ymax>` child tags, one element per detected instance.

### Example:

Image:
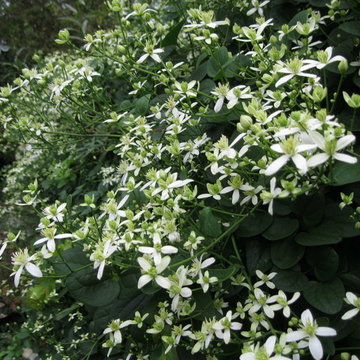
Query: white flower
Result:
<box><xmin>34</xmin><ymin>227</ymin><xmax>73</xmax><ymax>253</ymax></box>
<box><xmin>42</xmin><ymin>203</ymin><xmax>67</xmax><ymax>222</ymax></box>
<box><xmin>246</xmin><ymin>0</ymin><xmax>270</xmax><ymax>17</ymax></box>
<box><xmin>137</xmin><ymin>256</ymin><xmax>171</xmax><ymax>289</ymax></box>
<box><xmin>254</xmin><ymin>270</ymin><xmax>277</xmax><ymax>289</ymax></box>
<box><xmin>138</xmin><ymin>232</ymin><xmax>178</xmax><ymax>265</ymax></box>
<box><xmin>184</xmin><ymin>11</ymin><xmax>229</xmax><ymax>30</ymax></box>
<box><xmin>198</xmin><ymin>179</ymin><xmax>223</xmax><ymax>201</ymax></box>
<box><xmin>264</xmin><ymin>136</ymin><xmax>317</xmax><ymax>176</ymax></box>
<box><xmin>260</xmin><ymin>178</ymin><xmax>282</xmax><ymax>215</ymax></box>
<box><xmin>89</xmin><ymin>239</ymin><xmax>118</xmax><ymax>280</ymax></box>
<box><xmin>342</xmin><ymin>292</ymin><xmax>360</xmax><ymax>320</ymax></box>
<box><xmin>11</xmin><ymin>249</ymin><xmax>42</xmax><ymax>287</ymax></box>
<box><xmin>240</xmin><ymin>185</ymin><xmax>263</xmax><ymax>206</ymax></box>
<box><xmin>240</xmin><ymin>335</ymin><xmax>291</xmax><ymax>360</ymax></box>
<box><xmin>174</xmin><ymin>80</ymin><xmax>198</xmax><ymax>97</ymax></box>
<box><xmin>248</xmin><ymin>288</ymin><xmax>278</xmax><ymax>318</ymax></box>
<box><xmin>213</xmin><ymin>310</ymin><xmax>242</xmax><ymax>344</ymax></box>
<box><xmin>103</xmin><ymin>318</ymin><xmax>134</xmax><ymax>345</ymax></box>
<box><xmin>168</xmin><ymin>266</ymin><xmax>193</xmax><ymax>311</ymax></box>
<box><xmin>211</xmin><ymin>83</ymin><xmax>230</xmax><ymax>112</ymax></box>
<box><xmin>226</xmin><ymin>85</ymin><xmax>252</xmax><ymax>109</ymax></box>
<box><xmin>189</xmin><ymin>254</ymin><xmax>215</xmax><ymax>277</ymax></box>
<box><xmin>275</xmin><ymin>58</ymin><xmax>318</xmax><ymax>87</ymax></box>
<box><xmin>286</xmin><ymin>309</ymin><xmax>337</xmax><ymax>360</ymax></box>
<box><xmin>314</xmin><ymin>47</ymin><xmax>346</xmax><ymax>69</ymax></box>
<box><xmin>220</xmin><ymin>174</ymin><xmax>253</xmax><ymax>204</ymax></box>
<box><xmin>307</xmin><ymin>132</ymin><xmax>357</xmax><ymax>168</ymax></box>
<box><xmin>272</xmin><ymin>290</ymin><xmax>300</xmax><ymax>318</ymax></box>
<box><xmin>137</xmin><ymin>43</ymin><xmax>164</xmax><ymax>63</ymax></box>
<box><xmin>197</xmin><ymin>270</ymin><xmax>217</xmax><ymax>293</ymax></box>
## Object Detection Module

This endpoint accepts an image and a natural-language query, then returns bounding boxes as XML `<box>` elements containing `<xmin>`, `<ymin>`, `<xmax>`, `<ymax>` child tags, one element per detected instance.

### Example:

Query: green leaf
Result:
<box><xmin>192</xmin><ymin>61</ymin><xmax>208</xmax><ymax>81</ymax></box>
<box><xmin>262</xmin><ymin>217</ymin><xmax>299</xmax><ymax>240</ymax></box>
<box><xmin>295</xmin><ymin>220</ymin><xmax>342</xmax><ymax>246</ymax></box>
<box><xmin>92</xmin><ymin>292</ymin><xmax>150</xmax><ymax>332</ymax></box>
<box><xmin>66</xmin><ymin>269</ymin><xmax>120</xmax><ymax>307</ymax></box>
<box><xmin>199</xmin><ymin>207</ymin><xmax>222</xmax><ymax>237</ymax></box>
<box><xmin>339</xmin><ymin>21</ymin><xmax>360</xmax><ymax>36</ymax></box>
<box><xmin>55</xmin><ymin>303</ymin><xmax>81</xmax><ymax>321</ymax></box>
<box><xmin>237</xmin><ymin>211</ymin><xmax>272</xmax><ymax>237</ymax></box>
<box><xmin>207</xmin><ymin>46</ymin><xmax>234</xmax><ymax>80</ymax></box>
<box><xmin>301</xmin><ymin>193</ymin><xmax>325</xmax><ymax>227</ymax></box>
<box><xmin>135</xmin><ymin>95</ymin><xmax>150</xmax><ymax>115</ymax></box>
<box><xmin>303</xmin><ymin>278</ymin><xmax>345</xmax><ymax>314</ymax></box>
<box><xmin>192</xmin><ymin>291</ymin><xmax>217</xmax><ymax>320</ymax></box>
<box><xmin>210</xmin><ymin>264</ymin><xmax>240</xmax><ymax>282</ymax></box>
<box><xmin>331</xmin><ymin>161</ymin><xmax>360</xmax><ymax>185</ymax></box>
<box><xmin>245</xmin><ymin>238</ymin><xmax>271</xmax><ymax>275</ymax></box>
<box><xmin>271</xmin><ymin>238</ymin><xmax>305</xmax><ymax>269</ymax></box>
<box><xmin>161</xmin><ymin>21</ymin><xmax>185</xmax><ymax>47</ymax></box>
<box><xmin>199</xmin><ymin>78</ymin><xmax>216</xmax><ymax>95</ymax></box>
<box><xmin>273</xmin><ymin>269</ymin><xmax>308</xmax><ymax>292</ymax></box>
<box><xmin>307</xmin><ymin>247</ymin><xmax>339</xmax><ymax>281</ymax></box>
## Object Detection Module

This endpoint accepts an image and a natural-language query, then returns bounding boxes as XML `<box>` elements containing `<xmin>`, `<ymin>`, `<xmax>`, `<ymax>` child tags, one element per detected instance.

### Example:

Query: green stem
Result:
<box><xmin>170</xmin><ymin>204</ymin><xmax>259</xmax><ymax>269</ymax></box>
<box><xmin>351</xmin><ymin>108</ymin><xmax>357</xmax><ymax>131</ymax></box>
<box><xmin>330</xmin><ymin>74</ymin><xmax>344</xmax><ymax>114</ymax></box>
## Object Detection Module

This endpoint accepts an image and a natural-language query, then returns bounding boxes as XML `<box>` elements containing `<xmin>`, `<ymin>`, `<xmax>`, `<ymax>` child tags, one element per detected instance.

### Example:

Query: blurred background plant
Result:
<box><xmin>0</xmin><ymin>0</ymin><xmax>114</xmax><ymax>86</ymax></box>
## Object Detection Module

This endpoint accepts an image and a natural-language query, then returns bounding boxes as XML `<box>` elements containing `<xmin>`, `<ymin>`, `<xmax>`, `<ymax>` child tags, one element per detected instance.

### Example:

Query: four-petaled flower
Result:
<box><xmin>341</xmin><ymin>292</ymin><xmax>360</xmax><ymax>320</ymax></box>
<box><xmin>11</xmin><ymin>248</ymin><xmax>42</xmax><ymax>287</ymax></box>
<box><xmin>286</xmin><ymin>309</ymin><xmax>337</xmax><ymax>360</ymax></box>
<box><xmin>137</xmin><ymin>255</ymin><xmax>171</xmax><ymax>289</ymax></box>
<box><xmin>137</xmin><ymin>42</ymin><xmax>164</xmax><ymax>64</ymax></box>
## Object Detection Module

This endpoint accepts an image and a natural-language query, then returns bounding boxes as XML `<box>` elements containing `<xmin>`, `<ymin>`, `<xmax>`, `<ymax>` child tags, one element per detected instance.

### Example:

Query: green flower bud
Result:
<box><xmin>55</xmin><ymin>29</ymin><xmax>70</xmax><ymax>44</ymax></box>
<box><xmin>338</xmin><ymin>59</ymin><xmax>348</xmax><ymax>73</ymax></box>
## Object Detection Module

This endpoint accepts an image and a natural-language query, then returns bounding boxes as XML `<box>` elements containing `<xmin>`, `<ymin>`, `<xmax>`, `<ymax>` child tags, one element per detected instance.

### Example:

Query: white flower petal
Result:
<box><xmin>286</xmin><ymin>330</ymin><xmax>307</xmax><ymax>342</ymax></box>
<box><xmin>157</xmin><ymin>256</ymin><xmax>171</xmax><ymax>273</ymax></box>
<box><xmin>180</xmin><ymin>287</ymin><xmax>192</xmax><ymax>298</ymax></box>
<box><xmin>150</xmin><ymin>53</ymin><xmax>161</xmax><ymax>63</ymax></box>
<box><xmin>270</xmin><ymin>144</ymin><xmax>284</xmax><ymax>153</ymax></box>
<box><xmin>168</xmin><ymin>179</ymin><xmax>193</xmax><ymax>188</ymax></box>
<box><xmin>138</xmin><ymin>274</ymin><xmax>152</xmax><ymax>288</ymax></box>
<box><xmin>292</xmin><ymin>153</ymin><xmax>308</xmax><ymax>173</ymax></box>
<box><xmin>264</xmin><ymin>335</ymin><xmax>276</xmax><ymax>356</ymax></box>
<box><xmin>214</xmin><ymin>97</ymin><xmax>224</xmax><ymax>113</ymax></box>
<box><xmin>301</xmin><ymin>309</ymin><xmax>314</xmax><ymax>326</ymax></box>
<box><xmin>137</xmin><ymin>54</ymin><xmax>148</xmax><ymax>63</ymax></box>
<box><xmin>308</xmin><ymin>153</ymin><xmax>329</xmax><ymax>168</ymax></box>
<box><xmin>54</xmin><ymin>233</ymin><xmax>73</xmax><ymax>239</ymax></box>
<box><xmin>336</xmin><ymin>135</ymin><xmax>356</xmax><ymax>150</ymax></box>
<box><xmin>138</xmin><ymin>257</ymin><xmax>151</xmax><ymax>271</ymax></box>
<box><xmin>201</xmin><ymin>257</ymin><xmax>215</xmax><ymax>268</ymax></box>
<box><xmin>138</xmin><ymin>246</ymin><xmax>154</xmax><ymax>254</ymax></box>
<box><xmin>341</xmin><ymin>308</ymin><xmax>359</xmax><ymax>320</ymax></box>
<box><xmin>309</xmin><ymin>336</ymin><xmax>323</xmax><ymax>360</ymax></box>
<box><xmin>114</xmin><ymin>329</ymin><xmax>122</xmax><ymax>344</ymax></box>
<box><xmin>161</xmin><ymin>245</ymin><xmax>178</xmax><ymax>254</ymax></box>
<box><xmin>47</xmin><ymin>239</ymin><xmax>56</xmax><ymax>253</ymax></box>
<box><xmin>346</xmin><ymin>292</ymin><xmax>358</xmax><ymax>304</ymax></box>
<box><xmin>264</xmin><ymin>155</ymin><xmax>289</xmax><ymax>176</ymax></box>
<box><xmin>333</xmin><ymin>153</ymin><xmax>357</xmax><ymax>164</ymax></box>
<box><xmin>275</xmin><ymin>74</ymin><xmax>294</xmax><ymax>87</ymax></box>
<box><xmin>14</xmin><ymin>266</ymin><xmax>23</xmax><ymax>287</ymax></box>
<box><xmin>316</xmin><ymin>327</ymin><xmax>337</xmax><ymax>337</ymax></box>
<box><xmin>232</xmin><ymin>190</ymin><xmax>240</xmax><ymax>204</ymax></box>
<box><xmin>155</xmin><ymin>275</ymin><xmax>171</xmax><ymax>289</ymax></box>
<box><xmin>25</xmin><ymin>263</ymin><xmax>42</xmax><ymax>278</ymax></box>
